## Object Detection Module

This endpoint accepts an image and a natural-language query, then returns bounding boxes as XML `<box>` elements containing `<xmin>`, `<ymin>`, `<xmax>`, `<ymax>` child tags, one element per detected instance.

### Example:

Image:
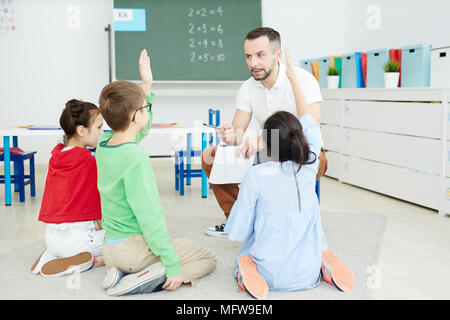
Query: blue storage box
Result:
<box><xmin>318</xmin><ymin>56</ymin><xmax>331</xmax><ymax>88</ymax></box>
<box><xmin>341</xmin><ymin>52</ymin><xmax>365</xmax><ymax>88</ymax></box>
<box><xmin>401</xmin><ymin>44</ymin><xmax>431</xmax><ymax>87</ymax></box>
<box><xmin>300</xmin><ymin>59</ymin><xmax>316</xmax><ymax>73</ymax></box>
<box><xmin>366</xmin><ymin>48</ymin><xmax>390</xmax><ymax>88</ymax></box>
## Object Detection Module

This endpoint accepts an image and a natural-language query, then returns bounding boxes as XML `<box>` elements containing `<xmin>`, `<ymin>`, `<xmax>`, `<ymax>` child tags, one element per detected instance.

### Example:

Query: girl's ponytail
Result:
<box><xmin>289</xmin><ymin>128</ymin><xmax>316</xmax><ymax>172</ymax></box>
<box><xmin>264</xmin><ymin>111</ymin><xmax>316</xmax><ymax>172</ymax></box>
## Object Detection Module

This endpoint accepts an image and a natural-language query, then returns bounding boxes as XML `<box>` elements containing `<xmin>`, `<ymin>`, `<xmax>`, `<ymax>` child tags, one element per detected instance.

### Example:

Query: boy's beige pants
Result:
<box><xmin>103</xmin><ymin>235</ymin><xmax>217</xmax><ymax>286</ymax></box>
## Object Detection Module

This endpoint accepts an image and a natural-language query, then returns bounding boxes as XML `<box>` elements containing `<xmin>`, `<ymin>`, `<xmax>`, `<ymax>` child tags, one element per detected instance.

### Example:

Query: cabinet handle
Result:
<box><xmin>345</xmin><ymin>131</ymin><xmax>351</xmax><ymax>141</ymax></box>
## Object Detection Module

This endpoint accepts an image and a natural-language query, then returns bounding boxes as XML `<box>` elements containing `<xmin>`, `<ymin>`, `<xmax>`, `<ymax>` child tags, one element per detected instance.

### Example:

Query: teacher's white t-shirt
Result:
<box><xmin>236</xmin><ymin>63</ymin><xmax>322</xmax><ymax>128</ymax></box>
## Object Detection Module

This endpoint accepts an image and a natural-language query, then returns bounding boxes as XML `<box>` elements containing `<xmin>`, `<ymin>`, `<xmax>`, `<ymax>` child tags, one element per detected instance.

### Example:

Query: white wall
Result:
<box><xmin>0</xmin><ymin>0</ymin><xmax>112</xmax><ymax>163</ymax></box>
<box><xmin>344</xmin><ymin>0</ymin><xmax>450</xmax><ymax>53</ymax></box>
<box><xmin>262</xmin><ymin>0</ymin><xmax>347</xmax><ymax>62</ymax></box>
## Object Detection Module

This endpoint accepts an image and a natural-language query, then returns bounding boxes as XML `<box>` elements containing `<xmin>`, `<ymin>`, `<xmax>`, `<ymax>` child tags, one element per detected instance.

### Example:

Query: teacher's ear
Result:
<box><xmin>274</xmin><ymin>46</ymin><xmax>282</xmax><ymax>63</ymax></box>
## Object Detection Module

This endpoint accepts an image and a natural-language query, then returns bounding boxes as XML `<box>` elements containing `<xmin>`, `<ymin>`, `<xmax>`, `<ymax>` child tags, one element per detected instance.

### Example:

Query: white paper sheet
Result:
<box><xmin>208</xmin><ymin>144</ymin><xmax>255</xmax><ymax>184</ymax></box>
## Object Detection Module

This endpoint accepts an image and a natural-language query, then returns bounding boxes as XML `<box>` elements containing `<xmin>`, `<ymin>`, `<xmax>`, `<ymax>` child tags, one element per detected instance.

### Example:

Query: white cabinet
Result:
<box><xmin>321</xmin><ymin>88</ymin><xmax>449</xmax><ymax>215</ymax></box>
<box><xmin>340</xmin><ymin>155</ymin><xmax>440</xmax><ymax>210</ymax></box>
<box><xmin>324</xmin><ymin>150</ymin><xmax>339</xmax><ymax>179</ymax></box>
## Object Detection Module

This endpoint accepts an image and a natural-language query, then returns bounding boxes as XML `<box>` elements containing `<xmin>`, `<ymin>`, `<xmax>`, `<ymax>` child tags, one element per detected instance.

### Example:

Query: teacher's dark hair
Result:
<box><xmin>245</xmin><ymin>27</ymin><xmax>281</xmax><ymax>51</ymax></box>
<box><xmin>59</xmin><ymin>99</ymin><xmax>99</xmax><ymax>140</ymax></box>
<box><xmin>263</xmin><ymin>111</ymin><xmax>316</xmax><ymax>172</ymax></box>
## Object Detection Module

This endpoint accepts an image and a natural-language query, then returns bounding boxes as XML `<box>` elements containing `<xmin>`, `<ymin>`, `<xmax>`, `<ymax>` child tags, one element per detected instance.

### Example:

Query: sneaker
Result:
<box><xmin>40</xmin><ymin>252</ymin><xmax>93</xmax><ymax>277</ymax></box>
<box><xmin>321</xmin><ymin>250</ymin><xmax>355</xmax><ymax>292</ymax></box>
<box><xmin>30</xmin><ymin>249</ymin><xmax>57</xmax><ymax>275</ymax></box>
<box><xmin>102</xmin><ymin>266</ymin><xmax>126</xmax><ymax>290</ymax></box>
<box><xmin>204</xmin><ymin>223</ymin><xmax>227</xmax><ymax>237</ymax></box>
<box><xmin>237</xmin><ymin>255</ymin><xmax>268</xmax><ymax>299</ymax></box>
<box><xmin>105</xmin><ymin>262</ymin><xmax>166</xmax><ymax>296</ymax></box>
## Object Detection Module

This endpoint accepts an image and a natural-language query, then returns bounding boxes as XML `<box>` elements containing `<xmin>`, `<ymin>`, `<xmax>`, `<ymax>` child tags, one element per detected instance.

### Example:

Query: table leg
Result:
<box><xmin>201</xmin><ymin>132</ymin><xmax>207</xmax><ymax>198</ymax></box>
<box><xmin>3</xmin><ymin>136</ymin><xmax>12</xmax><ymax>206</ymax></box>
<box><xmin>13</xmin><ymin>136</ymin><xmax>19</xmax><ymax>192</ymax></box>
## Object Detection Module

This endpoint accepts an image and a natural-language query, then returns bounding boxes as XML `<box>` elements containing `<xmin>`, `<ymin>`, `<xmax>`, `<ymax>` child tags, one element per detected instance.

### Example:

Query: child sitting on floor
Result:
<box><xmin>224</xmin><ymin>48</ymin><xmax>354</xmax><ymax>299</ymax></box>
<box><xmin>31</xmin><ymin>99</ymin><xmax>105</xmax><ymax>276</ymax></box>
<box><xmin>96</xmin><ymin>49</ymin><xmax>216</xmax><ymax>296</ymax></box>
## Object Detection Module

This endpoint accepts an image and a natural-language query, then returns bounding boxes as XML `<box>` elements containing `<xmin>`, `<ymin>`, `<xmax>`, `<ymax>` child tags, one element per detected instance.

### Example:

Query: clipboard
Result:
<box><xmin>208</xmin><ymin>144</ymin><xmax>255</xmax><ymax>184</ymax></box>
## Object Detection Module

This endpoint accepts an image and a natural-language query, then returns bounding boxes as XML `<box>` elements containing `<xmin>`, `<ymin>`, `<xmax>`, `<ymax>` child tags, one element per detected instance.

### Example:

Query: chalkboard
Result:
<box><xmin>113</xmin><ymin>0</ymin><xmax>261</xmax><ymax>81</ymax></box>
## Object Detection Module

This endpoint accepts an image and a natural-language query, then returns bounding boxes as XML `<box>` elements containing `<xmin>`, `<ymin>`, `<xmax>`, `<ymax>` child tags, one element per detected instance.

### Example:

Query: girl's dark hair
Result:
<box><xmin>59</xmin><ymin>99</ymin><xmax>99</xmax><ymax>139</ymax></box>
<box><xmin>263</xmin><ymin>111</ymin><xmax>316</xmax><ymax>171</ymax></box>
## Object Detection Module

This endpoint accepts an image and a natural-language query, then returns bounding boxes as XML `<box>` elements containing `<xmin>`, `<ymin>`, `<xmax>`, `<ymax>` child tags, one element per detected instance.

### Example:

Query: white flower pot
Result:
<box><xmin>384</xmin><ymin>72</ymin><xmax>400</xmax><ymax>88</ymax></box>
<box><xmin>327</xmin><ymin>75</ymin><xmax>340</xmax><ymax>89</ymax></box>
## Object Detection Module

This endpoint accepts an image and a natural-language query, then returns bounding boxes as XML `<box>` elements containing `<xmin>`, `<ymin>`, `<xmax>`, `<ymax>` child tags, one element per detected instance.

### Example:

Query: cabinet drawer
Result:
<box><xmin>447</xmin><ymin>109</ymin><xmax>450</xmax><ymax>141</ymax></box>
<box><xmin>341</xmin><ymin>155</ymin><xmax>439</xmax><ymax>209</ymax></box>
<box><xmin>342</xmin><ymin>128</ymin><xmax>441</xmax><ymax>174</ymax></box>
<box><xmin>324</xmin><ymin>150</ymin><xmax>339</xmax><ymax>179</ymax></box>
<box><xmin>321</xmin><ymin>125</ymin><xmax>342</xmax><ymax>152</ymax></box>
<box><xmin>321</xmin><ymin>100</ymin><xmax>341</xmax><ymax>125</ymax></box>
<box><xmin>342</xmin><ymin>101</ymin><xmax>442</xmax><ymax>139</ymax></box>
<box><xmin>446</xmin><ymin>141</ymin><xmax>450</xmax><ymax>178</ymax></box>
<box><xmin>442</xmin><ymin>177</ymin><xmax>450</xmax><ymax>214</ymax></box>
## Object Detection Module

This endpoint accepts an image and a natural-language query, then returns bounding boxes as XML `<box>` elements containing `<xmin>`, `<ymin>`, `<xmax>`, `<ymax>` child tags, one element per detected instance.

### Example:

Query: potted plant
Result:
<box><xmin>383</xmin><ymin>60</ymin><xmax>400</xmax><ymax>88</ymax></box>
<box><xmin>327</xmin><ymin>67</ymin><xmax>340</xmax><ymax>89</ymax></box>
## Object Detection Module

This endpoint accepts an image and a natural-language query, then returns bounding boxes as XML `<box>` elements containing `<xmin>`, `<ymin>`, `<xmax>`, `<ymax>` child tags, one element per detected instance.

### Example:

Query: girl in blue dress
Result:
<box><xmin>224</xmin><ymin>48</ymin><xmax>354</xmax><ymax>299</ymax></box>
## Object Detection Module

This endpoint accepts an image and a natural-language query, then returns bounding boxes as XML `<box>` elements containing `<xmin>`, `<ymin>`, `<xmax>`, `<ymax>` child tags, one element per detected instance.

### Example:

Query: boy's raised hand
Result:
<box><xmin>139</xmin><ymin>49</ymin><xmax>153</xmax><ymax>95</ymax></box>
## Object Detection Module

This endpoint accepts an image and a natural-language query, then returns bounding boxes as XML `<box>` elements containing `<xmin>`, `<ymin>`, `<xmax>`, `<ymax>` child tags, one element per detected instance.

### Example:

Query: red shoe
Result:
<box><xmin>237</xmin><ymin>255</ymin><xmax>268</xmax><ymax>299</ymax></box>
<box><xmin>321</xmin><ymin>250</ymin><xmax>355</xmax><ymax>292</ymax></box>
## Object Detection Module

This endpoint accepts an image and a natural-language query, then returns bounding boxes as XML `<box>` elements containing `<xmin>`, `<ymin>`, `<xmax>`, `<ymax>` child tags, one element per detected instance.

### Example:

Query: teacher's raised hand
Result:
<box><xmin>285</xmin><ymin>46</ymin><xmax>296</xmax><ymax>81</ymax></box>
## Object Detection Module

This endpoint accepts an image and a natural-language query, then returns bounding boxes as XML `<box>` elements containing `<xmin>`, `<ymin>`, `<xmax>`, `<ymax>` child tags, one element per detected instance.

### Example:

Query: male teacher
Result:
<box><xmin>202</xmin><ymin>27</ymin><xmax>328</xmax><ymax>236</ymax></box>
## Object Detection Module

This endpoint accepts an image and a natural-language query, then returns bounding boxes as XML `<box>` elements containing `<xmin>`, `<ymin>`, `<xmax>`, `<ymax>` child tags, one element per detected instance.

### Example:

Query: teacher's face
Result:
<box><xmin>244</xmin><ymin>36</ymin><xmax>280</xmax><ymax>81</ymax></box>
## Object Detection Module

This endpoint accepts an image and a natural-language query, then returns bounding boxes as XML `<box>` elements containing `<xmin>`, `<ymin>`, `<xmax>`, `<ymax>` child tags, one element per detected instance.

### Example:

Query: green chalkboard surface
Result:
<box><xmin>113</xmin><ymin>0</ymin><xmax>262</xmax><ymax>81</ymax></box>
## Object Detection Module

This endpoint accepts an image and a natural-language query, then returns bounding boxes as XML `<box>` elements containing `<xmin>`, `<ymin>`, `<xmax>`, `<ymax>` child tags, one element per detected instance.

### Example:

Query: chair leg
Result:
<box><xmin>13</xmin><ymin>136</ymin><xmax>19</xmax><ymax>192</ymax></box>
<box><xmin>30</xmin><ymin>155</ymin><xmax>36</xmax><ymax>197</ymax></box>
<box><xmin>186</xmin><ymin>133</ymin><xmax>192</xmax><ymax>186</ymax></box>
<box><xmin>315</xmin><ymin>179</ymin><xmax>320</xmax><ymax>203</ymax></box>
<box><xmin>13</xmin><ymin>160</ymin><xmax>19</xmax><ymax>192</ymax></box>
<box><xmin>201</xmin><ymin>133</ymin><xmax>207</xmax><ymax>198</ymax></box>
<box><xmin>175</xmin><ymin>152</ymin><xmax>180</xmax><ymax>191</ymax></box>
<box><xmin>180</xmin><ymin>156</ymin><xmax>185</xmax><ymax>196</ymax></box>
<box><xmin>18</xmin><ymin>159</ymin><xmax>25</xmax><ymax>202</ymax></box>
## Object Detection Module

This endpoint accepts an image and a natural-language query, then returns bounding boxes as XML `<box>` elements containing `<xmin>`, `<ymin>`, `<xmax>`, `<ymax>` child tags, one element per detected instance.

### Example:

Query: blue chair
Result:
<box><xmin>175</xmin><ymin>109</ymin><xmax>220</xmax><ymax>197</ymax></box>
<box><xmin>315</xmin><ymin>179</ymin><xmax>320</xmax><ymax>203</ymax></box>
<box><xmin>0</xmin><ymin>150</ymin><xmax>37</xmax><ymax>203</ymax></box>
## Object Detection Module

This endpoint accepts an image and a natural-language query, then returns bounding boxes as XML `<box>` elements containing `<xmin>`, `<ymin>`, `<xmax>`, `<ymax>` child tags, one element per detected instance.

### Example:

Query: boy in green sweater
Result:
<box><xmin>96</xmin><ymin>49</ymin><xmax>217</xmax><ymax>296</ymax></box>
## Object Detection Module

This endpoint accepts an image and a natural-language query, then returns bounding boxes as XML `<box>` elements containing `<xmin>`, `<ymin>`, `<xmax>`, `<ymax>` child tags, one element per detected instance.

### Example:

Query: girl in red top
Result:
<box><xmin>31</xmin><ymin>99</ymin><xmax>105</xmax><ymax>277</ymax></box>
